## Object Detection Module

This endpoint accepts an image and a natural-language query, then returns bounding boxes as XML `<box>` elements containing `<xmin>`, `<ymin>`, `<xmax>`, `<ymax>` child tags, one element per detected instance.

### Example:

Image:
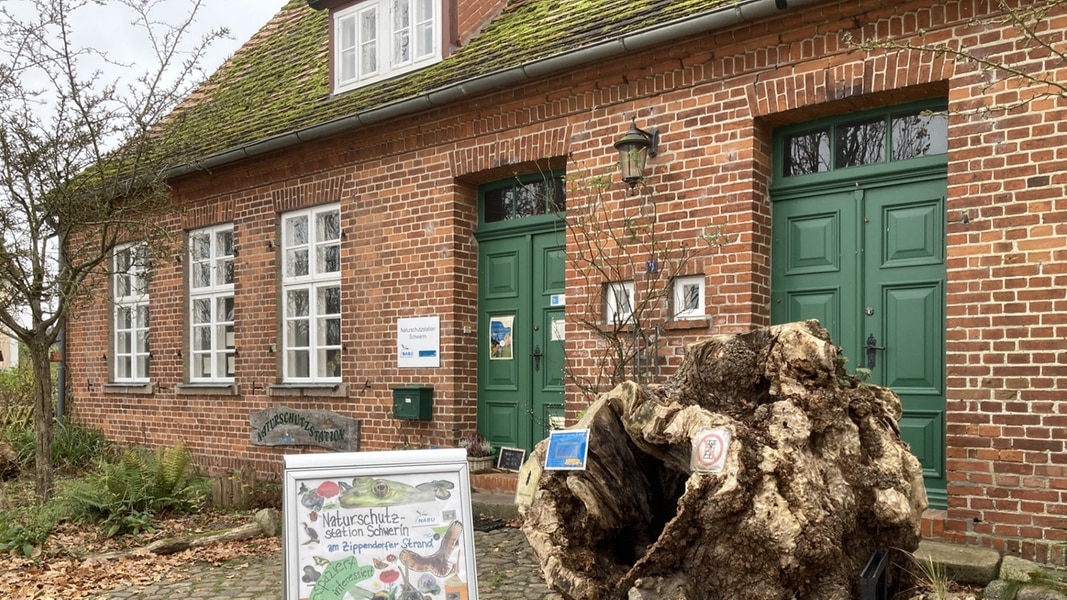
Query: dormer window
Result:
<box><xmin>334</xmin><ymin>0</ymin><xmax>442</xmax><ymax>92</ymax></box>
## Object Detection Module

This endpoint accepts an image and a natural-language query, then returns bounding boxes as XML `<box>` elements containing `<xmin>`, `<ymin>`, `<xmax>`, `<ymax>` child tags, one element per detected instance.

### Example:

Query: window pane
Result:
<box><xmin>361</xmin><ymin>10</ymin><xmax>377</xmax><ymax>76</ymax></box>
<box><xmin>192</xmin><ymin>263</ymin><xmax>210</xmax><ymax>288</ymax></box>
<box><xmin>784</xmin><ymin>129</ymin><xmax>830</xmax><ymax>176</ymax></box>
<box><xmin>891</xmin><ymin>111</ymin><xmax>948</xmax><ymax>160</ymax></box>
<box><xmin>288</xmin><ymin>350</ymin><xmax>310</xmax><ymax>378</ymax></box>
<box><xmin>116</xmin><ymin>273</ymin><xmax>131</xmax><ymax>297</ymax></box>
<box><xmin>415</xmin><ymin>0</ymin><xmax>433</xmax><ymax>57</ymax></box>
<box><xmin>393</xmin><ymin>0</ymin><xmax>410</xmax><ymax>65</ymax></box>
<box><xmin>217</xmin><ymin>259</ymin><xmax>233</xmax><ymax>285</ymax></box>
<box><xmin>286</xmin><ymin>215</ymin><xmax>308</xmax><ymax>246</ymax></box>
<box><xmin>220</xmin><ymin>352</ymin><xmax>235</xmax><ymax>378</ymax></box>
<box><xmin>194</xmin><ymin>326</ymin><xmax>211</xmax><ymax>351</ymax></box>
<box><xmin>683</xmin><ymin>284</ymin><xmax>700</xmax><ymax>311</ymax></box>
<box><xmin>219</xmin><ymin>296</ymin><xmax>234</xmax><ymax>323</ymax></box>
<box><xmin>191</xmin><ymin>233</ymin><xmax>210</xmax><ymax>260</ymax></box>
<box><xmin>835</xmin><ymin>117</ymin><xmax>886</xmax><ymax>169</ymax></box>
<box><xmin>514</xmin><ymin>182</ymin><xmax>545</xmax><ymax>218</ymax></box>
<box><xmin>286</xmin><ymin>249</ymin><xmax>308</xmax><ymax>278</ymax></box>
<box><xmin>483</xmin><ymin>188</ymin><xmax>509</xmax><ymax>223</ymax></box>
<box><xmin>548</xmin><ymin>177</ymin><xmax>566</xmax><ymax>212</ymax></box>
<box><xmin>318</xmin><ymin>245</ymin><xmax>340</xmax><ymax>274</ymax></box>
<box><xmin>341</xmin><ymin>47</ymin><xmax>357</xmax><ymax>81</ymax></box>
<box><xmin>197</xmin><ymin>355</ymin><xmax>211</xmax><ymax>379</ymax></box>
<box><xmin>287</xmin><ymin>290</ymin><xmax>309</xmax><ymax>317</ymax></box>
<box><xmin>287</xmin><ymin>320</ymin><xmax>310</xmax><ymax>347</ymax></box>
<box><xmin>319</xmin><ymin>348</ymin><xmax>341</xmax><ymax>378</ymax></box>
<box><xmin>117</xmin><ymin>331</ymin><xmax>131</xmax><ymax>354</ymax></box>
<box><xmin>117</xmin><ymin>306</ymin><xmax>132</xmax><ymax>329</ymax></box>
<box><xmin>220</xmin><ymin>322</ymin><xmax>235</xmax><ymax>349</ymax></box>
<box><xmin>192</xmin><ymin>299</ymin><xmax>211</xmax><ymax>324</ymax></box>
<box><xmin>317</xmin><ymin>210</ymin><xmax>340</xmax><ymax>242</ymax></box>
<box><xmin>340</xmin><ymin>15</ymin><xmax>355</xmax><ymax>48</ymax></box>
<box><xmin>321</xmin><ymin>317</ymin><xmax>341</xmax><ymax>346</ymax></box>
<box><xmin>320</xmin><ymin>286</ymin><xmax>341</xmax><ymax>315</ymax></box>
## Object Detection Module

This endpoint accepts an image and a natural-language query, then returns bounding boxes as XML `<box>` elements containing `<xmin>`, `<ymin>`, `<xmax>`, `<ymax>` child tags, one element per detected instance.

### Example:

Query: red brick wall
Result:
<box><xmin>66</xmin><ymin>0</ymin><xmax>1067</xmax><ymax>565</ymax></box>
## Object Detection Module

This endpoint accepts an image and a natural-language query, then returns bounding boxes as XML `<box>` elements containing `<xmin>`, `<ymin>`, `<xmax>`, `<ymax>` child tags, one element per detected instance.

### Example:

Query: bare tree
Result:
<box><xmin>847</xmin><ymin>0</ymin><xmax>1066</xmax><ymax>110</ymax></box>
<box><xmin>564</xmin><ymin>169</ymin><xmax>729</xmax><ymax>404</ymax></box>
<box><xmin>0</xmin><ymin>0</ymin><xmax>227</xmax><ymax>501</ymax></box>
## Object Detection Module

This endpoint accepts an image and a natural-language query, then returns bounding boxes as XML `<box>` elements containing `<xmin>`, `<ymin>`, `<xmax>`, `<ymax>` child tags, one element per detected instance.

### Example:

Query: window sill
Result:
<box><xmin>103</xmin><ymin>382</ymin><xmax>154</xmax><ymax>395</ymax></box>
<box><xmin>176</xmin><ymin>383</ymin><xmax>239</xmax><ymax>396</ymax></box>
<box><xmin>664</xmin><ymin>318</ymin><xmax>710</xmax><ymax>331</ymax></box>
<box><xmin>268</xmin><ymin>383</ymin><xmax>348</xmax><ymax>398</ymax></box>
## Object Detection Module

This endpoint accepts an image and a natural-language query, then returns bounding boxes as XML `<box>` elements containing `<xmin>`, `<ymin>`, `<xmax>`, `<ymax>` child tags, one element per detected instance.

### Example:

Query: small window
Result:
<box><xmin>188</xmin><ymin>225</ymin><xmax>235</xmax><ymax>382</ymax></box>
<box><xmin>282</xmin><ymin>205</ymin><xmax>342</xmax><ymax>382</ymax></box>
<box><xmin>604</xmin><ymin>281</ymin><xmax>634</xmax><ymax>325</ymax></box>
<box><xmin>891</xmin><ymin>111</ymin><xmax>948</xmax><ymax>160</ymax></box>
<box><xmin>334</xmin><ymin>0</ymin><xmax>441</xmax><ymax>93</ymax></box>
<box><xmin>781</xmin><ymin>103</ymin><xmax>947</xmax><ymax>179</ymax></box>
<box><xmin>482</xmin><ymin>175</ymin><xmax>566</xmax><ymax>224</ymax></box>
<box><xmin>113</xmin><ymin>243</ymin><xmax>150</xmax><ymax>382</ymax></box>
<box><xmin>672</xmin><ymin>275</ymin><xmax>705</xmax><ymax>319</ymax></box>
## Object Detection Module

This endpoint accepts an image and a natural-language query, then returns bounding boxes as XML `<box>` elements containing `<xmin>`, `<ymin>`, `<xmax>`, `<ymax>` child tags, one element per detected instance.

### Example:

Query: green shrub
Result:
<box><xmin>0</xmin><ymin>504</ymin><xmax>56</xmax><ymax>556</ymax></box>
<box><xmin>1</xmin><ymin>419</ymin><xmax>112</xmax><ymax>473</ymax></box>
<box><xmin>54</xmin><ymin>441</ymin><xmax>210</xmax><ymax>537</ymax></box>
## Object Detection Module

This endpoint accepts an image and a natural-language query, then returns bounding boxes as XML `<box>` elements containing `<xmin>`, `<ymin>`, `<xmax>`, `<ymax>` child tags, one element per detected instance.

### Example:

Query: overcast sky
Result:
<box><xmin>75</xmin><ymin>0</ymin><xmax>291</xmax><ymax>78</ymax></box>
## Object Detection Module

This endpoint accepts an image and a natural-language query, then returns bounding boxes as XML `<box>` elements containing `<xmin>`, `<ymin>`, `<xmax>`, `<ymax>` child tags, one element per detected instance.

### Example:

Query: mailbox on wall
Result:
<box><xmin>392</xmin><ymin>386</ymin><xmax>433</xmax><ymax>420</ymax></box>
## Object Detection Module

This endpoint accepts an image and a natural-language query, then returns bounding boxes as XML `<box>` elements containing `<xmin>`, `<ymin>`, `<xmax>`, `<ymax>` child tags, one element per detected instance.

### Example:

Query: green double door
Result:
<box><xmin>771</xmin><ymin>176</ymin><xmax>947</xmax><ymax>507</ymax></box>
<box><xmin>477</xmin><ymin>228</ymin><xmax>566</xmax><ymax>453</ymax></box>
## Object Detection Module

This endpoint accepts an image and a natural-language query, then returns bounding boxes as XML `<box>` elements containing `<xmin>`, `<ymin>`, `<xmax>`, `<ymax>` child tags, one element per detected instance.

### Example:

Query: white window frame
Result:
<box><xmin>672</xmin><ymin>275</ymin><xmax>706</xmax><ymax>319</ymax></box>
<box><xmin>113</xmin><ymin>243</ymin><xmax>150</xmax><ymax>382</ymax></box>
<box><xmin>188</xmin><ymin>224</ymin><xmax>235</xmax><ymax>383</ymax></box>
<box><xmin>604</xmin><ymin>281</ymin><xmax>635</xmax><ymax>326</ymax></box>
<box><xmin>282</xmin><ymin>204</ymin><xmax>342</xmax><ymax>382</ymax></box>
<box><xmin>334</xmin><ymin>0</ymin><xmax>441</xmax><ymax>93</ymax></box>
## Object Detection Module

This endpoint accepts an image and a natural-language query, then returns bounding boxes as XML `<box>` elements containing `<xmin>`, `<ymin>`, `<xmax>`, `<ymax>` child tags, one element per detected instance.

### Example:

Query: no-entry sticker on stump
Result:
<box><xmin>691</xmin><ymin>428</ymin><xmax>731</xmax><ymax>473</ymax></box>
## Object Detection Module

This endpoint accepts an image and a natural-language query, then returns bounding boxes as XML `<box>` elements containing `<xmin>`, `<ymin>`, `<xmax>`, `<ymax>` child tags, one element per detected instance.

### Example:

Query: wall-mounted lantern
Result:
<box><xmin>614</xmin><ymin>118</ymin><xmax>659</xmax><ymax>190</ymax></box>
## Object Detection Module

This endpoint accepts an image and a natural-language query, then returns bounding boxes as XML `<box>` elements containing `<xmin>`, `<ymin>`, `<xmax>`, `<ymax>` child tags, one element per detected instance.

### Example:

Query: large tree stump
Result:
<box><xmin>522</xmin><ymin>321</ymin><xmax>926</xmax><ymax>600</ymax></box>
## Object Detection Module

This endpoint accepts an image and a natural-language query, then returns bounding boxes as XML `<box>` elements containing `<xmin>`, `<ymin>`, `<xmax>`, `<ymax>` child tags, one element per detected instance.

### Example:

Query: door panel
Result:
<box><xmin>479</xmin><ymin>229</ymin><xmax>565</xmax><ymax>452</ymax></box>
<box><xmin>864</xmin><ymin>181</ymin><xmax>947</xmax><ymax>505</ymax></box>
<box><xmin>772</xmin><ymin>191</ymin><xmax>859</xmax><ymax>354</ymax></box>
<box><xmin>772</xmin><ymin>177</ymin><xmax>947</xmax><ymax>508</ymax></box>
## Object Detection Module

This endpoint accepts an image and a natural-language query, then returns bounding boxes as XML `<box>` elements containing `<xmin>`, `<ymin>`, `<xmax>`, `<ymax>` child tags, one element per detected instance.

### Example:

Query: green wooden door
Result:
<box><xmin>771</xmin><ymin>177</ymin><xmax>947</xmax><ymax>508</ymax></box>
<box><xmin>478</xmin><ymin>229</ymin><xmax>566</xmax><ymax>452</ymax></box>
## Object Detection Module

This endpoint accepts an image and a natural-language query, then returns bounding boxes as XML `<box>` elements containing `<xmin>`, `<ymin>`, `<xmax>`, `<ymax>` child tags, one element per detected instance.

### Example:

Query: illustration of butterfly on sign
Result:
<box><xmin>283</xmin><ymin>449</ymin><xmax>479</xmax><ymax>600</ymax></box>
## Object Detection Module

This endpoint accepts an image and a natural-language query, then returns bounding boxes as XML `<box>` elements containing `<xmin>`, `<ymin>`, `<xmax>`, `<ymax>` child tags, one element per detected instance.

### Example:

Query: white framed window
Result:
<box><xmin>334</xmin><ymin>0</ymin><xmax>441</xmax><ymax>92</ymax></box>
<box><xmin>282</xmin><ymin>205</ymin><xmax>342</xmax><ymax>382</ymax></box>
<box><xmin>189</xmin><ymin>225</ymin><xmax>235</xmax><ymax>382</ymax></box>
<box><xmin>672</xmin><ymin>275</ymin><xmax>705</xmax><ymax>319</ymax></box>
<box><xmin>113</xmin><ymin>243</ymin><xmax>149</xmax><ymax>382</ymax></box>
<box><xmin>604</xmin><ymin>281</ymin><xmax>635</xmax><ymax>325</ymax></box>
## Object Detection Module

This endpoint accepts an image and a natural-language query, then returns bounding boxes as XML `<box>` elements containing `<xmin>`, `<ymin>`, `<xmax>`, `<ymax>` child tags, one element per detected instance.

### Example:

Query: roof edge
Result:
<box><xmin>170</xmin><ymin>0</ymin><xmax>827</xmax><ymax>178</ymax></box>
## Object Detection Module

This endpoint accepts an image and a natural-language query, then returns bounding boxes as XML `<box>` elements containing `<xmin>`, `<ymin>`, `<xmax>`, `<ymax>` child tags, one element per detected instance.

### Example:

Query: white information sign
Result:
<box><xmin>691</xmin><ymin>428</ymin><xmax>731</xmax><ymax>473</ymax></box>
<box><xmin>398</xmin><ymin>316</ymin><xmax>440</xmax><ymax>368</ymax></box>
<box><xmin>283</xmin><ymin>449</ymin><xmax>478</xmax><ymax>600</ymax></box>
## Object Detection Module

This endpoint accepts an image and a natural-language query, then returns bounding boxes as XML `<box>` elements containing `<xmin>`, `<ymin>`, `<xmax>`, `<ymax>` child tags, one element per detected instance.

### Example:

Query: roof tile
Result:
<box><xmin>174</xmin><ymin>0</ymin><xmax>738</xmax><ymax>161</ymax></box>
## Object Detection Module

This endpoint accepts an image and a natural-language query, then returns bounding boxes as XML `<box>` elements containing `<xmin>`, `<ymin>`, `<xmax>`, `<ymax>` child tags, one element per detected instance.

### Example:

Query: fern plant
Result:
<box><xmin>53</xmin><ymin>441</ymin><xmax>209</xmax><ymax>537</ymax></box>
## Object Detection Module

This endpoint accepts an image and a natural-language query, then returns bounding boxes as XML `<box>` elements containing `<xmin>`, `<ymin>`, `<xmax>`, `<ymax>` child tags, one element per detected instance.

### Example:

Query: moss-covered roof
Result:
<box><xmin>173</xmin><ymin>0</ymin><xmax>740</xmax><ymax>164</ymax></box>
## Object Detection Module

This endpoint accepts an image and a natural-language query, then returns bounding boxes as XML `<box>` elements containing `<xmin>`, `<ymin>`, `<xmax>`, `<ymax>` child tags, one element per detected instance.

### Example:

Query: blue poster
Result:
<box><xmin>544</xmin><ymin>429</ymin><xmax>590</xmax><ymax>470</ymax></box>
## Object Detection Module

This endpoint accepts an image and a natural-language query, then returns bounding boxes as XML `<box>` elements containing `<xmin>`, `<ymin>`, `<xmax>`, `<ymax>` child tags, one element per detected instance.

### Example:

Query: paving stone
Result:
<box><xmin>93</xmin><ymin>527</ymin><xmax>560</xmax><ymax>600</ymax></box>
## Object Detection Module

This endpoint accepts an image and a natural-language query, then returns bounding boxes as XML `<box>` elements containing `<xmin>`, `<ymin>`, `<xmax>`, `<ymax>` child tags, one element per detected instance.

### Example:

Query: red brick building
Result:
<box><xmin>65</xmin><ymin>0</ymin><xmax>1067</xmax><ymax>565</ymax></box>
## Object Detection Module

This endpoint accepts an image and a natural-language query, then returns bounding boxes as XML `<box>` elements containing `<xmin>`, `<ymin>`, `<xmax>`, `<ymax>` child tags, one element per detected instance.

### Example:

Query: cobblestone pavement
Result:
<box><xmin>97</xmin><ymin>527</ymin><xmax>562</xmax><ymax>600</ymax></box>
